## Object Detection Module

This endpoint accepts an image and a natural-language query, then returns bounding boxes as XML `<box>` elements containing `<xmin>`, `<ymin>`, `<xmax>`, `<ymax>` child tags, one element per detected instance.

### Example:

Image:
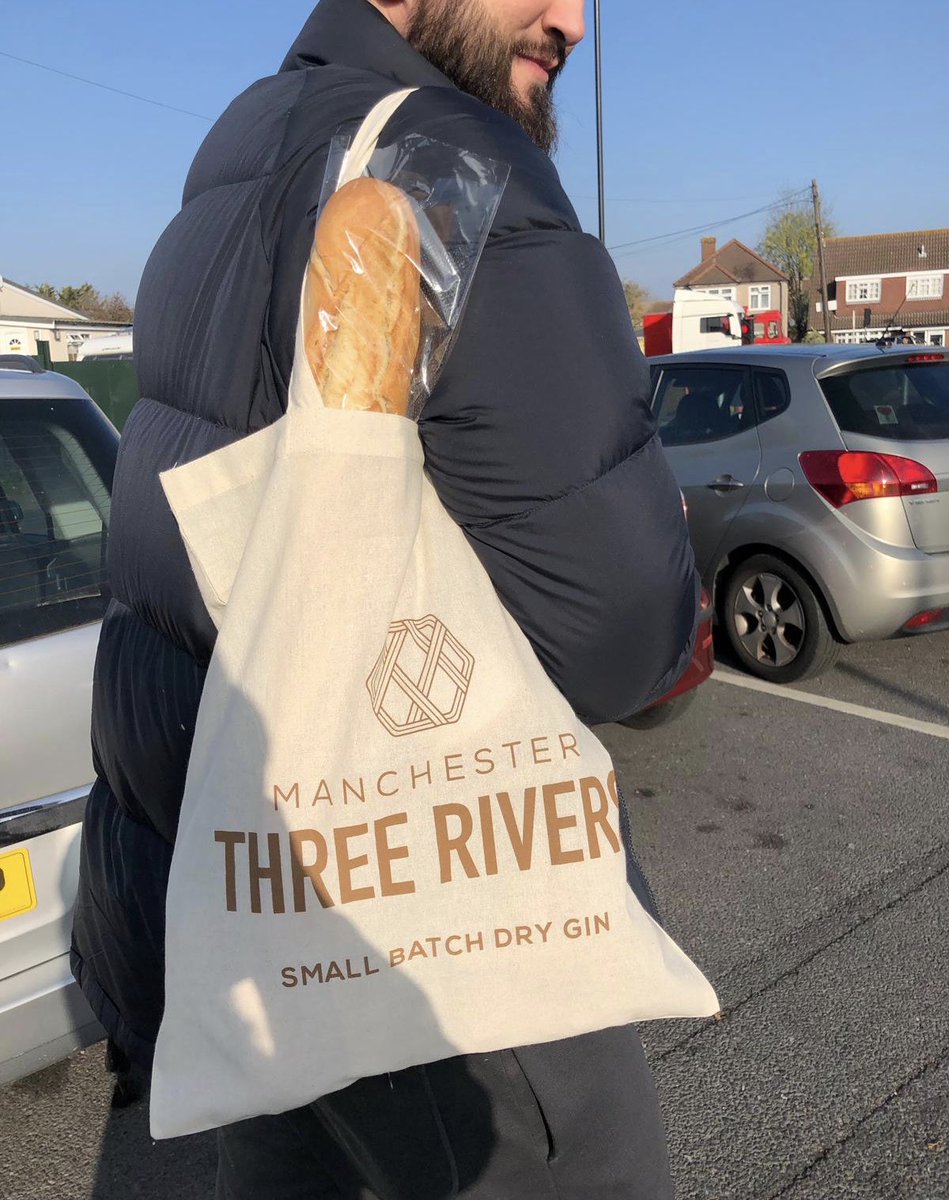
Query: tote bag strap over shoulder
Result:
<box><xmin>290</xmin><ymin>87</ymin><xmax>418</xmax><ymax>414</ymax></box>
<box><xmin>340</xmin><ymin>88</ymin><xmax>418</xmax><ymax>186</ymax></box>
<box><xmin>162</xmin><ymin>90</ymin><xmax>420</xmax><ymax>622</ymax></box>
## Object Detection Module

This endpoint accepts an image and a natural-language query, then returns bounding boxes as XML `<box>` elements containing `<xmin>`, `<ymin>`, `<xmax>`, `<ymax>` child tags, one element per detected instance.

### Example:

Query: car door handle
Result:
<box><xmin>706</xmin><ymin>475</ymin><xmax>745</xmax><ymax>492</ymax></box>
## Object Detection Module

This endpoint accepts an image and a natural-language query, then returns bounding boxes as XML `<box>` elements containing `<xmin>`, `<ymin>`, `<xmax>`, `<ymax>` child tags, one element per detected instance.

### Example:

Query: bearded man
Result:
<box><xmin>72</xmin><ymin>1</ymin><xmax>700</xmax><ymax>1196</ymax></box>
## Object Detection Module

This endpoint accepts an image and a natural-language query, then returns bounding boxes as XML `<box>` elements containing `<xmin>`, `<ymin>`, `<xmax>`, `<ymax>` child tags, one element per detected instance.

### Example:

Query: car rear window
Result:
<box><xmin>819</xmin><ymin>361</ymin><xmax>949</xmax><ymax>441</ymax></box>
<box><xmin>0</xmin><ymin>398</ymin><xmax>115</xmax><ymax>647</ymax></box>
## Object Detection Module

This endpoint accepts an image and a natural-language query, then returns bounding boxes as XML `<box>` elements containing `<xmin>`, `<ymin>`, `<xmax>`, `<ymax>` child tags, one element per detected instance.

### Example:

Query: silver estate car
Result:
<box><xmin>649</xmin><ymin>344</ymin><xmax>949</xmax><ymax>682</ymax></box>
<box><xmin>0</xmin><ymin>356</ymin><xmax>115</xmax><ymax>1083</ymax></box>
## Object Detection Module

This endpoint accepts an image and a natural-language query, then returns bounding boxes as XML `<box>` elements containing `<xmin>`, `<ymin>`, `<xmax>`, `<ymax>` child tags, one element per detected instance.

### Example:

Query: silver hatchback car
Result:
<box><xmin>649</xmin><ymin>344</ymin><xmax>949</xmax><ymax>681</ymax></box>
<box><xmin>0</xmin><ymin>356</ymin><xmax>115</xmax><ymax>1082</ymax></box>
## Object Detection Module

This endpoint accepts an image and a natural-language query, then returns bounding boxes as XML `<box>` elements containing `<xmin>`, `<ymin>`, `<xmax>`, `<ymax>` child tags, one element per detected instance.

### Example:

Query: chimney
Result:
<box><xmin>701</xmin><ymin>237</ymin><xmax>717</xmax><ymax>261</ymax></box>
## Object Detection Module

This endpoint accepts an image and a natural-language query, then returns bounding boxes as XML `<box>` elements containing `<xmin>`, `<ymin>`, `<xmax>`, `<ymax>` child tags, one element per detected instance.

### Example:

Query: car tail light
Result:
<box><xmin>799</xmin><ymin>450</ymin><xmax>938</xmax><ymax>507</ymax></box>
<box><xmin>906</xmin><ymin>354</ymin><xmax>943</xmax><ymax>364</ymax></box>
<box><xmin>904</xmin><ymin>608</ymin><xmax>946</xmax><ymax>630</ymax></box>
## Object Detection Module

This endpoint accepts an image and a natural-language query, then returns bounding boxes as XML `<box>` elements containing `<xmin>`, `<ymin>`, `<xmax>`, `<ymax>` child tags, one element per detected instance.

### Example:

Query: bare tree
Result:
<box><xmin>758</xmin><ymin>194</ymin><xmax>836</xmax><ymax>341</ymax></box>
<box><xmin>622</xmin><ymin>280</ymin><xmax>653</xmax><ymax>329</ymax></box>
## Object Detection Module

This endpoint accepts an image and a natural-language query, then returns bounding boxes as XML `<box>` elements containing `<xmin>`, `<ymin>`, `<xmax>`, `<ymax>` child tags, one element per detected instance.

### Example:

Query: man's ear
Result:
<box><xmin>366</xmin><ymin>0</ymin><xmax>417</xmax><ymax>38</ymax></box>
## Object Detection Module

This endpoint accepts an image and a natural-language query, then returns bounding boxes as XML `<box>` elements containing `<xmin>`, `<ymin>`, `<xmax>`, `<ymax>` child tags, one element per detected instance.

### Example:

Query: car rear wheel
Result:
<box><xmin>722</xmin><ymin>554</ymin><xmax>840</xmax><ymax>682</ymax></box>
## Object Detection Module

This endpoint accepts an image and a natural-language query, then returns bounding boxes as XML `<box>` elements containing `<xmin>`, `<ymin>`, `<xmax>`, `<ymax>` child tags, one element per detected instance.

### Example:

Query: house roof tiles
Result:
<box><xmin>675</xmin><ymin>239</ymin><xmax>788</xmax><ymax>288</ymax></box>
<box><xmin>826</xmin><ymin>229</ymin><xmax>949</xmax><ymax>278</ymax></box>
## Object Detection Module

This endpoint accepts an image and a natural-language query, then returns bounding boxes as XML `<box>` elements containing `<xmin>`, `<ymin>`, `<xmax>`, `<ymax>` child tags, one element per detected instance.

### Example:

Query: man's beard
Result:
<box><xmin>406</xmin><ymin>0</ymin><xmax>565</xmax><ymax>155</ymax></box>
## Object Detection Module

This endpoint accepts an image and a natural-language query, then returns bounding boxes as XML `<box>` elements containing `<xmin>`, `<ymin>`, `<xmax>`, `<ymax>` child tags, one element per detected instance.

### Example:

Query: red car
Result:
<box><xmin>619</xmin><ymin>586</ymin><xmax>714</xmax><ymax>729</ymax></box>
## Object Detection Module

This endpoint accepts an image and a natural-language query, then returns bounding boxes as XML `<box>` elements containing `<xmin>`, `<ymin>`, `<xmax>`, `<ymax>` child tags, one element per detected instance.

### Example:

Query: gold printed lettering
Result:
<box><xmin>501</xmin><ymin>740</ymin><xmax>522</xmax><ymax>768</ymax></box>
<box><xmin>543</xmin><ymin>780</ymin><xmax>583</xmax><ymax>866</ymax></box>
<box><xmin>474</xmin><ymin>748</ymin><xmax>495</xmax><ymax>775</ymax></box>
<box><xmin>214</xmin><ymin>830</ymin><xmax>246</xmax><ymax>912</ymax></box>
<box><xmin>273</xmin><ymin>783</ymin><xmax>300</xmax><ymax>812</ymax></box>
<box><xmin>559</xmin><ymin>732</ymin><xmax>580</xmax><ymax>759</ymax></box>
<box><xmin>444</xmin><ymin>753</ymin><xmax>465</xmax><ymax>782</ymax></box>
<box><xmin>478</xmin><ymin>795</ymin><xmax>499</xmax><ymax>876</ymax></box>
<box><xmin>289</xmin><ymin>829</ymin><xmax>334</xmax><ymax>911</ymax></box>
<box><xmin>342</xmin><ymin>777</ymin><xmax>366</xmax><ymax>806</ymax></box>
<box><xmin>375</xmin><ymin>813</ymin><xmax>416</xmax><ymax>897</ymax></box>
<box><xmin>531</xmin><ymin>736</ymin><xmax>552</xmax><ymax>764</ymax></box>
<box><xmin>433</xmin><ymin>803</ymin><xmax>480</xmax><ymax>883</ymax></box>
<box><xmin>411</xmin><ymin>760</ymin><xmax>433</xmax><ymax>788</ymax></box>
<box><xmin>248</xmin><ymin>832</ymin><xmax>286</xmax><ymax>914</ymax></box>
<box><xmin>496</xmin><ymin>789</ymin><xmax>536</xmax><ymax>871</ymax></box>
<box><xmin>334</xmin><ymin>824</ymin><xmax>375</xmax><ymax>904</ymax></box>
<box><xmin>377</xmin><ymin>771</ymin><xmax>399</xmax><ymax>798</ymax></box>
<box><xmin>580</xmin><ymin>777</ymin><xmax>621</xmax><ymax>858</ymax></box>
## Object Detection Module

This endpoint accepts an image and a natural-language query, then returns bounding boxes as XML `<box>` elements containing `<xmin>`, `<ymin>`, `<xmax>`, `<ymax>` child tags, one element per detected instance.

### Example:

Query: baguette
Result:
<box><xmin>303</xmin><ymin>177</ymin><xmax>422</xmax><ymax>416</ymax></box>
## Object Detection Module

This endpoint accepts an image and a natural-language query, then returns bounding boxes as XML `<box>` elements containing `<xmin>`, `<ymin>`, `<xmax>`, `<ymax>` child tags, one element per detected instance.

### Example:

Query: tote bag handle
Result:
<box><xmin>339</xmin><ymin>88</ymin><xmax>418</xmax><ymax>186</ymax></box>
<box><xmin>291</xmin><ymin>87</ymin><xmax>418</xmax><ymax>415</ymax></box>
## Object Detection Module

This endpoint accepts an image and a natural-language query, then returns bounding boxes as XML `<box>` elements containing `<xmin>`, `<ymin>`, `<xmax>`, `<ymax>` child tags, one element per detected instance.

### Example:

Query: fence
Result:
<box><xmin>51</xmin><ymin>360</ymin><xmax>139</xmax><ymax>433</ymax></box>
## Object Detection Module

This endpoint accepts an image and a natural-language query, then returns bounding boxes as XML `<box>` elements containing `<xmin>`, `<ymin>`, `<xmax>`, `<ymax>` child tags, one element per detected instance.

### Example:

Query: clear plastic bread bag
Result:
<box><xmin>303</xmin><ymin>125</ymin><xmax>510</xmax><ymax>421</ymax></box>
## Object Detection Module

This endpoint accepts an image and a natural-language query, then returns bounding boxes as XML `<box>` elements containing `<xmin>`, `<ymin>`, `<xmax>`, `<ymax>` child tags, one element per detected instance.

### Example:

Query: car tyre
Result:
<box><xmin>722</xmin><ymin>553</ymin><xmax>840</xmax><ymax>683</ymax></box>
<box><xmin>618</xmin><ymin>689</ymin><xmax>696</xmax><ymax>730</ymax></box>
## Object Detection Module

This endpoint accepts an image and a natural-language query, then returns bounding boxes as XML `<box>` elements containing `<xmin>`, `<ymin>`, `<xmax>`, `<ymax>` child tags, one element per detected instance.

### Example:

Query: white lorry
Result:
<box><xmin>643</xmin><ymin>288</ymin><xmax>745</xmax><ymax>356</ymax></box>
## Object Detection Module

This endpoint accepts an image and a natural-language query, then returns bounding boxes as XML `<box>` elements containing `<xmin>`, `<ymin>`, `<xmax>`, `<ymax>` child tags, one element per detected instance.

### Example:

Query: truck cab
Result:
<box><xmin>644</xmin><ymin>288</ymin><xmax>745</xmax><ymax>357</ymax></box>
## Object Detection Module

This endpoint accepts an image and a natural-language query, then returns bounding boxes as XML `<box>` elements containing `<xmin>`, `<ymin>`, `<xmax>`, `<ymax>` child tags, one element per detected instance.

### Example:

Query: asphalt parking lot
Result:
<box><xmin>2</xmin><ymin>630</ymin><xmax>947</xmax><ymax>1200</ymax></box>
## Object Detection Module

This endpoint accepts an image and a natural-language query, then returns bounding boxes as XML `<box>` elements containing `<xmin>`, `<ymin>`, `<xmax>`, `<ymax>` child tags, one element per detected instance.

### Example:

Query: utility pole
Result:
<box><xmin>812</xmin><ymin>178</ymin><xmax>832</xmax><ymax>343</ymax></box>
<box><xmin>594</xmin><ymin>0</ymin><xmax>606</xmax><ymax>246</ymax></box>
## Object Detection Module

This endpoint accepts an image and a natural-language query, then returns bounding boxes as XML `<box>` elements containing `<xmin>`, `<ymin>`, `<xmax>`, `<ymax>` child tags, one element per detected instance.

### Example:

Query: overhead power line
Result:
<box><xmin>574</xmin><ymin>192</ymin><xmax>780</xmax><ymax>206</ymax></box>
<box><xmin>0</xmin><ymin>50</ymin><xmax>214</xmax><ymax>122</ymax></box>
<box><xmin>608</xmin><ymin>188</ymin><xmax>811</xmax><ymax>258</ymax></box>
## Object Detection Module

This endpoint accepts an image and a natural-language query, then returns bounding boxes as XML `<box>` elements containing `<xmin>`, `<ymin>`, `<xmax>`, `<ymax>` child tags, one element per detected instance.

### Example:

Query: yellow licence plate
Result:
<box><xmin>0</xmin><ymin>848</ymin><xmax>37</xmax><ymax>921</ymax></box>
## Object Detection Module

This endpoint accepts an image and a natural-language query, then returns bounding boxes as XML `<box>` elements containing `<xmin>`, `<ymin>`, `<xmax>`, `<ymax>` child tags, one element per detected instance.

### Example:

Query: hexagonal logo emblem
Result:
<box><xmin>367</xmin><ymin>616</ymin><xmax>474</xmax><ymax>737</ymax></box>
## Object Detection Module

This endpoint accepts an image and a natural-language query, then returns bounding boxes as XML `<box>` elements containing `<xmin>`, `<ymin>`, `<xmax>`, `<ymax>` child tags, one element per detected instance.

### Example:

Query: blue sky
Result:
<box><xmin>3</xmin><ymin>0</ymin><xmax>947</xmax><ymax>306</ymax></box>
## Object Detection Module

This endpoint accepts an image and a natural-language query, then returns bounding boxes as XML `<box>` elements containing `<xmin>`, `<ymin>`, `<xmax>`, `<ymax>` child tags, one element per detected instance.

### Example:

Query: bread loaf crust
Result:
<box><xmin>303</xmin><ymin>177</ymin><xmax>422</xmax><ymax>416</ymax></box>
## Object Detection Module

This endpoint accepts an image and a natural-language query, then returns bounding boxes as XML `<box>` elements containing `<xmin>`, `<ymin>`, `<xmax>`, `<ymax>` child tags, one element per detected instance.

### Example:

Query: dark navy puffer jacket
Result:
<box><xmin>72</xmin><ymin>0</ymin><xmax>698</xmax><ymax>1068</ymax></box>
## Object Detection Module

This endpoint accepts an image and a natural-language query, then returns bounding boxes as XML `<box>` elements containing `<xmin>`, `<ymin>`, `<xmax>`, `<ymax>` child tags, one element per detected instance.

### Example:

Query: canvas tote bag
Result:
<box><xmin>151</xmin><ymin>89</ymin><xmax>719</xmax><ymax>1139</ymax></box>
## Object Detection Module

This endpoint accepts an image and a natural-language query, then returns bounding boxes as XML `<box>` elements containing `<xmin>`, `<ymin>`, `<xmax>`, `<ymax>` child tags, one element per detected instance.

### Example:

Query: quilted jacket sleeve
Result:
<box><xmin>418</xmin><ymin>228</ymin><xmax>698</xmax><ymax>725</ymax></box>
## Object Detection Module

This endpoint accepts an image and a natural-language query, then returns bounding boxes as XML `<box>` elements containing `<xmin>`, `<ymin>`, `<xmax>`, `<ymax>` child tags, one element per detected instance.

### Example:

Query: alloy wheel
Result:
<box><xmin>732</xmin><ymin>571</ymin><xmax>806</xmax><ymax>669</ymax></box>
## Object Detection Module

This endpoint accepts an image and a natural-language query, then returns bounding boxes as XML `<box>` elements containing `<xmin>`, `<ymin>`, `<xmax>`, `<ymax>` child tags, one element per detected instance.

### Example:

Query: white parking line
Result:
<box><xmin>712</xmin><ymin>668</ymin><xmax>949</xmax><ymax>741</ymax></box>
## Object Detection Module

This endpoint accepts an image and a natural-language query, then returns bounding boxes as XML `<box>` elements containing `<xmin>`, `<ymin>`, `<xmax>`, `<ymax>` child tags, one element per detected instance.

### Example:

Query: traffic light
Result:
<box><xmin>740</xmin><ymin>316</ymin><xmax>754</xmax><ymax>345</ymax></box>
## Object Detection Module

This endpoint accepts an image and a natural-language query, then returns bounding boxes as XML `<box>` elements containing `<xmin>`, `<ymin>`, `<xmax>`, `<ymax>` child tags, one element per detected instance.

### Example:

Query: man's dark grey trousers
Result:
<box><xmin>215</xmin><ymin>1025</ymin><xmax>673</xmax><ymax>1199</ymax></box>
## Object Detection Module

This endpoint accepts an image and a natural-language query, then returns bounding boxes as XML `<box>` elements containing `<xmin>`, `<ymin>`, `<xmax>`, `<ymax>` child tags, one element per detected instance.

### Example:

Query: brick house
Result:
<box><xmin>813</xmin><ymin>228</ymin><xmax>949</xmax><ymax>346</ymax></box>
<box><xmin>674</xmin><ymin>237</ymin><xmax>789</xmax><ymax>335</ymax></box>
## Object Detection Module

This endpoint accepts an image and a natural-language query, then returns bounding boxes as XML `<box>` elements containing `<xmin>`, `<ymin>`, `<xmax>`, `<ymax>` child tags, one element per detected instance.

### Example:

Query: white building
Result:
<box><xmin>0</xmin><ymin>276</ymin><xmax>127</xmax><ymax>363</ymax></box>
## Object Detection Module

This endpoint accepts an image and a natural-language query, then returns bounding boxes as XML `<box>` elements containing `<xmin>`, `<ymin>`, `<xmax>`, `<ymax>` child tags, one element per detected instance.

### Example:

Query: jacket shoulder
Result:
<box><xmin>386</xmin><ymin>86</ymin><xmax>580</xmax><ymax>237</ymax></box>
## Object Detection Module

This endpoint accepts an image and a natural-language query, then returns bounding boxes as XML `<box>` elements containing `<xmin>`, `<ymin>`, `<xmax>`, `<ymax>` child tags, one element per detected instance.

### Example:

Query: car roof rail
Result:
<box><xmin>0</xmin><ymin>354</ymin><xmax>46</xmax><ymax>374</ymax></box>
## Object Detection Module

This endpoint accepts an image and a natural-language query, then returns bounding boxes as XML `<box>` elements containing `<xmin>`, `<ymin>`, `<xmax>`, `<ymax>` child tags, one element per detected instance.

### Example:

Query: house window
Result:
<box><xmin>906</xmin><ymin>274</ymin><xmax>944</xmax><ymax>300</ymax></box>
<box><xmin>699</xmin><ymin>286</ymin><xmax>737</xmax><ymax>302</ymax></box>
<box><xmin>748</xmin><ymin>285</ymin><xmax>772</xmax><ymax>311</ymax></box>
<box><xmin>845</xmin><ymin>279</ymin><xmax>882</xmax><ymax>303</ymax></box>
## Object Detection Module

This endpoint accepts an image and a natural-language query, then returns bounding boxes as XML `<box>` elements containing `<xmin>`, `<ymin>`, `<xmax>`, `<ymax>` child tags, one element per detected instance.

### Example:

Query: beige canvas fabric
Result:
<box><xmin>150</xmin><ymin>91</ymin><xmax>718</xmax><ymax>1140</ymax></box>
